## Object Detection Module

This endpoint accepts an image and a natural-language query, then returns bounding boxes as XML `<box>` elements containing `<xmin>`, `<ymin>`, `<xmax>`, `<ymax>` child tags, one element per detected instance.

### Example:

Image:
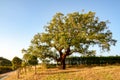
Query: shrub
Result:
<box><xmin>0</xmin><ymin>66</ymin><xmax>12</xmax><ymax>74</ymax></box>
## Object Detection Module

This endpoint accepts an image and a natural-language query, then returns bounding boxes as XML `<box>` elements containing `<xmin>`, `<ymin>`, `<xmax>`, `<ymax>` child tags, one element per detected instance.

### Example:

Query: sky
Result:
<box><xmin>0</xmin><ymin>0</ymin><xmax>120</xmax><ymax>60</ymax></box>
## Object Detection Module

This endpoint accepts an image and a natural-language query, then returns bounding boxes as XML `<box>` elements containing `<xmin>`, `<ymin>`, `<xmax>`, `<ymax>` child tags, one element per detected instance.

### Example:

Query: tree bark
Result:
<box><xmin>58</xmin><ymin>47</ymin><xmax>70</xmax><ymax>70</ymax></box>
<box><xmin>35</xmin><ymin>65</ymin><xmax>37</xmax><ymax>74</ymax></box>
<box><xmin>17</xmin><ymin>69</ymin><xmax>20</xmax><ymax>79</ymax></box>
<box><xmin>61</xmin><ymin>58</ymin><xmax>66</xmax><ymax>69</ymax></box>
<box><xmin>60</xmin><ymin>54</ymin><xmax>66</xmax><ymax>70</ymax></box>
<box><xmin>24</xmin><ymin>66</ymin><xmax>27</xmax><ymax>75</ymax></box>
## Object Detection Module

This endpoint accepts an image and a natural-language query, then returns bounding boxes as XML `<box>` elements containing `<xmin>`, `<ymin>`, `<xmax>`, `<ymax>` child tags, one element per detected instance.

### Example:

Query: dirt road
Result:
<box><xmin>0</xmin><ymin>72</ymin><xmax>13</xmax><ymax>80</ymax></box>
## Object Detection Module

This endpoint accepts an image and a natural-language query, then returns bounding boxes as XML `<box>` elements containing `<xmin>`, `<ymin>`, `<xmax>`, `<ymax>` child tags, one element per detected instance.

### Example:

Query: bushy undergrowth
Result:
<box><xmin>0</xmin><ymin>66</ymin><xmax>12</xmax><ymax>74</ymax></box>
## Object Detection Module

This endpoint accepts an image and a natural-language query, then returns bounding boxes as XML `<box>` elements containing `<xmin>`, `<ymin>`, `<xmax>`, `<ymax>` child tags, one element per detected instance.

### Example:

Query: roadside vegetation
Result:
<box><xmin>0</xmin><ymin>57</ymin><xmax>12</xmax><ymax>74</ymax></box>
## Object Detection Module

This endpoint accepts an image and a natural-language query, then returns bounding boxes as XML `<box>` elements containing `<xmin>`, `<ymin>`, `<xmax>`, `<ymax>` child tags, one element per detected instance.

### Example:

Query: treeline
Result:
<box><xmin>0</xmin><ymin>57</ymin><xmax>12</xmax><ymax>74</ymax></box>
<box><xmin>0</xmin><ymin>56</ymin><xmax>23</xmax><ymax>74</ymax></box>
<box><xmin>66</xmin><ymin>56</ymin><xmax>120</xmax><ymax>65</ymax></box>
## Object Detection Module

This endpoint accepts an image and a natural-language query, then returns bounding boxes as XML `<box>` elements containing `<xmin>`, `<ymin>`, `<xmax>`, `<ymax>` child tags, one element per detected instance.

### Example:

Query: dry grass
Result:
<box><xmin>4</xmin><ymin>65</ymin><xmax>120</xmax><ymax>80</ymax></box>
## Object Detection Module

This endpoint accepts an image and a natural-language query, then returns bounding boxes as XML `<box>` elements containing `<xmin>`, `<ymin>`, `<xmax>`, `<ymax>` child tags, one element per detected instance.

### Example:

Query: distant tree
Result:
<box><xmin>22</xmin><ymin>49</ymin><xmax>38</xmax><ymax>74</ymax></box>
<box><xmin>0</xmin><ymin>57</ymin><xmax>12</xmax><ymax>66</ymax></box>
<box><xmin>28</xmin><ymin>55</ymin><xmax>38</xmax><ymax>74</ymax></box>
<box><xmin>22</xmin><ymin>50</ymin><xmax>31</xmax><ymax>65</ymax></box>
<box><xmin>12</xmin><ymin>56</ymin><xmax>22</xmax><ymax>79</ymax></box>
<box><xmin>0</xmin><ymin>57</ymin><xmax>12</xmax><ymax>74</ymax></box>
<box><xmin>22</xmin><ymin>49</ymin><xmax>31</xmax><ymax>74</ymax></box>
<box><xmin>24</xmin><ymin>11</ymin><xmax>116</xmax><ymax>69</ymax></box>
<box><xmin>21</xmin><ymin>61</ymin><xmax>26</xmax><ymax>74</ymax></box>
<box><xmin>12</xmin><ymin>56</ymin><xmax>22</xmax><ymax>70</ymax></box>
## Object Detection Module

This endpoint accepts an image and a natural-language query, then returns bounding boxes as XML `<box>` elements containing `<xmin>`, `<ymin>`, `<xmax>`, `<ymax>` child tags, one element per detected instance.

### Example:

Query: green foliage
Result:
<box><xmin>0</xmin><ymin>66</ymin><xmax>12</xmax><ymax>74</ymax></box>
<box><xmin>12</xmin><ymin>56</ymin><xmax>22</xmax><ymax>70</ymax></box>
<box><xmin>0</xmin><ymin>57</ymin><xmax>12</xmax><ymax>66</ymax></box>
<box><xmin>28</xmin><ymin>55</ymin><xmax>38</xmax><ymax>66</ymax></box>
<box><xmin>24</xmin><ymin>11</ymin><xmax>116</xmax><ymax>69</ymax></box>
<box><xmin>22</xmin><ymin>52</ymin><xmax>38</xmax><ymax>66</ymax></box>
<box><xmin>0</xmin><ymin>57</ymin><xmax>12</xmax><ymax>74</ymax></box>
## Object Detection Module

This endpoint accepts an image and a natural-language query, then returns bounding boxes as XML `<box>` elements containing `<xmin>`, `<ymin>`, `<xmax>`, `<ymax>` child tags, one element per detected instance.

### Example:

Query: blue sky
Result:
<box><xmin>0</xmin><ymin>0</ymin><xmax>120</xmax><ymax>60</ymax></box>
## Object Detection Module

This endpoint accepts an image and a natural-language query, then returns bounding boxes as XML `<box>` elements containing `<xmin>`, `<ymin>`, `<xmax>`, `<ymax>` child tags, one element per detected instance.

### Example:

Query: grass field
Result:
<box><xmin>4</xmin><ymin>65</ymin><xmax>120</xmax><ymax>80</ymax></box>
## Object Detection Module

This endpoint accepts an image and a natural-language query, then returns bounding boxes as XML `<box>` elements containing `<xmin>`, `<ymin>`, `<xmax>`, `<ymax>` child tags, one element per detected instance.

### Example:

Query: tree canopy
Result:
<box><xmin>12</xmin><ymin>56</ymin><xmax>22</xmax><ymax>70</ymax></box>
<box><xmin>22</xmin><ymin>49</ymin><xmax>38</xmax><ymax>66</ymax></box>
<box><xmin>0</xmin><ymin>57</ymin><xmax>12</xmax><ymax>66</ymax></box>
<box><xmin>22</xmin><ymin>49</ymin><xmax>38</xmax><ymax>74</ymax></box>
<box><xmin>24</xmin><ymin>11</ymin><xmax>116</xmax><ymax>69</ymax></box>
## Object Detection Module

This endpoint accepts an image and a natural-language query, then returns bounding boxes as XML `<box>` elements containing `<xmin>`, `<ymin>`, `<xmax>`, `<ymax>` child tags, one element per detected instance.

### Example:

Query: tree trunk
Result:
<box><xmin>24</xmin><ymin>66</ymin><xmax>27</xmax><ymax>75</ymax></box>
<box><xmin>58</xmin><ymin>48</ymin><xmax>70</xmax><ymax>70</ymax></box>
<box><xmin>35</xmin><ymin>65</ymin><xmax>37</xmax><ymax>74</ymax></box>
<box><xmin>60</xmin><ymin>58</ymin><xmax>66</xmax><ymax>69</ymax></box>
<box><xmin>17</xmin><ymin>69</ymin><xmax>20</xmax><ymax>79</ymax></box>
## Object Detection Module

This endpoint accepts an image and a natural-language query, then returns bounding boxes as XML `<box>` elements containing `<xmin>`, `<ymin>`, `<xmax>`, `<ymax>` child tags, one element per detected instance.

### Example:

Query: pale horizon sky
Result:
<box><xmin>0</xmin><ymin>0</ymin><xmax>120</xmax><ymax>60</ymax></box>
